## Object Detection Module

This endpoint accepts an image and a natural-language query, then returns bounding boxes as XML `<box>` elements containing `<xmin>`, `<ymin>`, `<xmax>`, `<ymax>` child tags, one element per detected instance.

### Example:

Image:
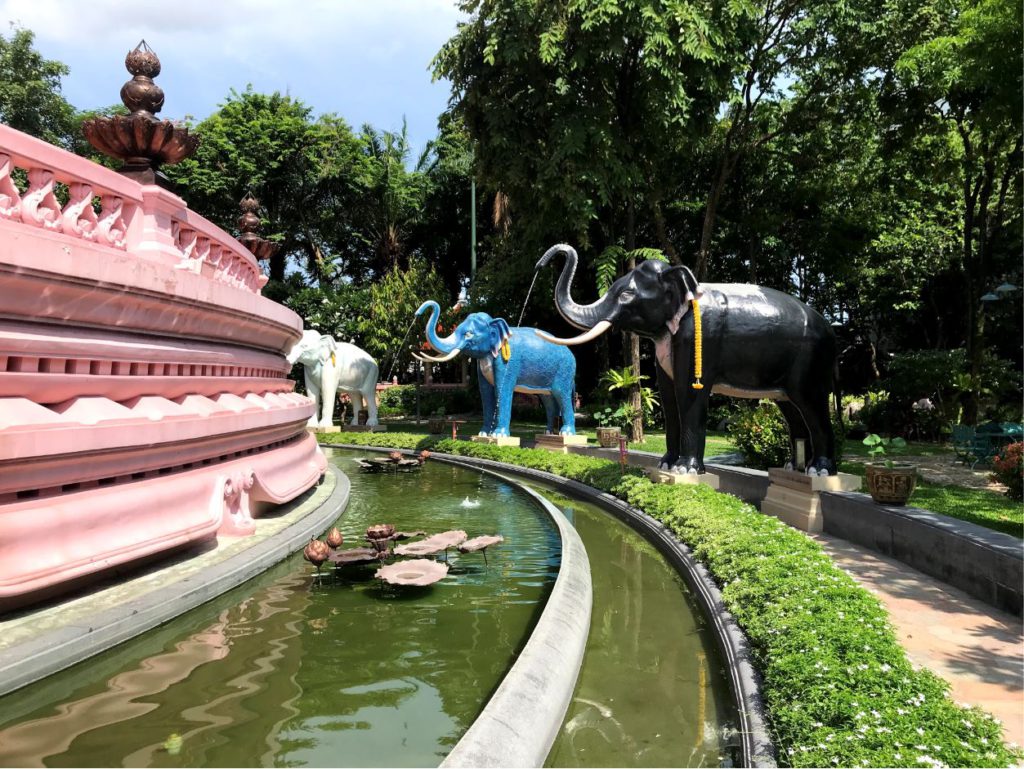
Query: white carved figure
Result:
<box><xmin>286</xmin><ymin>330</ymin><xmax>379</xmax><ymax>427</ymax></box>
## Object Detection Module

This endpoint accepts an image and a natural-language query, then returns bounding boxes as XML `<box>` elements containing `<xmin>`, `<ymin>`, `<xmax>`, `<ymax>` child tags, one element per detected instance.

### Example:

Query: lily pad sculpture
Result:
<box><xmin>394</xmin><ymin>530</ymin><xmax>467</xmax><ymax>557</ymax></box>
<box><xmin>329</xmin><ymin>547</ymin><xmax>380</xmax><ymax>565</ymax></box>
<box><xmin>459</xmin><ymin>535</ymin><xmax>504</xmax><ymax>565</ymax></box>
<box><xmin>375</xmin><ymin>559</ymin><xmax>449</xmax><ymax>587</ymax></box>
<box><xmin>389</xmin><ymin>530</ymin><xmax>427</xmax><ymax>541</ymax></box>
<box><xmin>303</xmin><ymin>538</ymin><xmax>330</xmax><ymax>573</ymax></box>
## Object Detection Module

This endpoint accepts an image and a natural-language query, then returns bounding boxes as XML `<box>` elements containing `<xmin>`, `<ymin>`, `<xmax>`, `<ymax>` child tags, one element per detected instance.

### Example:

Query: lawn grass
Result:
<box><xmin>839</xmin><ymin>461</ymin><xmax>1023</xmax><ymax>538</ymax></box>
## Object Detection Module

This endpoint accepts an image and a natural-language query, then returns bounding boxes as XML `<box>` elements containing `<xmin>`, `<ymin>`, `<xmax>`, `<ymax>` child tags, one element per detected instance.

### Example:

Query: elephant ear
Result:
<box><xmin>318</xmin><ymin>335</ymin><xmax>338</xmax><ymax>362</ymax></box>
<box><xmin>487</xmin><ymin>318</ymin><xmax>512</xmax><ymax>359</ymax></box>
<box><xmin>663</xmin><ymin>266</ymin><xmax>704</xmax><ymax>336</ymax></box>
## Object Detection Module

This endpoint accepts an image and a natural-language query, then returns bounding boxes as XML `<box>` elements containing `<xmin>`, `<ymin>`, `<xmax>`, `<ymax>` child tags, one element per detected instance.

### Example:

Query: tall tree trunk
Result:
<box><xmin>624</xmin><ymin>198</ymin><xmax>643</xmax><ymax>443</ymax></box>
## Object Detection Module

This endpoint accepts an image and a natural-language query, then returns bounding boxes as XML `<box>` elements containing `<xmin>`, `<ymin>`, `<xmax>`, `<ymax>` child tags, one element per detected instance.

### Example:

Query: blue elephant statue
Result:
<box><xmin>413</xmin><ymin>301</ymin><xmax>577</xmax><ymax>437</ymax></box>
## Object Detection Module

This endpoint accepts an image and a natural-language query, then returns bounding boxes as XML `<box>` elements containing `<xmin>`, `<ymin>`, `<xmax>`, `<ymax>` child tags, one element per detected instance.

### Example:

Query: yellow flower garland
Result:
<box><xmin>691</xmin><ymin>298</ymin><xmax>704</xmax><ymax>390</ymax></box>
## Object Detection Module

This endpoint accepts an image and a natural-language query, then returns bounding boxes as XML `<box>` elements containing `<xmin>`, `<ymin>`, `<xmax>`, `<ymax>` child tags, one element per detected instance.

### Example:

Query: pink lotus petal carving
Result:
<box><xmin>329</xmin><ymin>547</ymin><xmax>379</xmax><ymax>565</ymax></box>
<box><xmin>375</xmin><ymin>559</ymin><xmax>449</xmax><ymax>586</ymax></box>
<box><xmin>459</xmin><ymin>535</ymin><xmax>504</xmax><ymax>553</ymax></box>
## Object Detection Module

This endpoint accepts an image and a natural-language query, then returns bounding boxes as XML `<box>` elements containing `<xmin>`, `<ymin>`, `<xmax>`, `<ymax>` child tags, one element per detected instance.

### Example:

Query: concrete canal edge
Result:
<box><xmin>326</xmin><ymin>444</ymin><xmax>775</xmax><ymax>769</ymax></box>
<box><xmin>439</xmin><ymin>463</ymin><xmax>592</xmax><ymax>769</ymax></box>
<box><xmin>0</xmin><ymin>465</ymin><xmax>349</xmax><ymax>698</ymax></box>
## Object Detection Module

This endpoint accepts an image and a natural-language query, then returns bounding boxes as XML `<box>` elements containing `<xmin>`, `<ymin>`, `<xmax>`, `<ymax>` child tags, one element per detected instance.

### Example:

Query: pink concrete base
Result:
<box><xmin>0</xmin><ymin>433</ymin><xmax>325</xmax><ymax>606</ymax></box>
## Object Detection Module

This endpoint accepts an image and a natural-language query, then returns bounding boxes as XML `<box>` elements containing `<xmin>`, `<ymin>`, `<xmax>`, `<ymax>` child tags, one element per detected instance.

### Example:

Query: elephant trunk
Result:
<box><xmin>416</xmin><ymin>300</ymin><xmax>459</xmax><ymax>353</ymax></box>
<box><xmin>536</xmin><ymin>244</ymin><xmax>618</xmax><ymax>331</ymax></box>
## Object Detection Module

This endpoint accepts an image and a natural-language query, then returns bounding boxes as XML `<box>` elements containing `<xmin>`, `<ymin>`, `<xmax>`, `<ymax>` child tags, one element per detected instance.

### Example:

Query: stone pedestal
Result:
<box><xmin>760</xmin><ymin>468</ymin><xmax>862</xmax><ymax>532</ymax></box>
<box><xmin>308</xmin><ymin>425</ymin><xmax>341</xmax><ymax>434</ymax></box>
<box><xmin>534</xmin><ymin>434</ymin><xmax>589</xmax><ymax>453</ymax></box>
<box><xmin>646</xmin><ymin>468</ymin><xmax>721</xmax><ymax>490</ymax></box>
<box><xmin>471</xmin><ymin>435</ymin><xmax>521</xmax><ymax>447</ymax></box>
<box><xmin>341</xmin><ymin>424</ymin><xmax>388</xmax><ymax>433</ymax></box>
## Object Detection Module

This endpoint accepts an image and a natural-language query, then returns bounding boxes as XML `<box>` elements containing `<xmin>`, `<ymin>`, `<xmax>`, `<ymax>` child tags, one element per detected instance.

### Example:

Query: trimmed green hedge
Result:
<box><xmin>423</xmin><ymin>440</ymin><xmax>1018</xmax><ymax>769</ymax></box>
<box><xmin>317</xmin><ymin>431</ymin><xmax>441</xmax><ymax>450</ymax></box>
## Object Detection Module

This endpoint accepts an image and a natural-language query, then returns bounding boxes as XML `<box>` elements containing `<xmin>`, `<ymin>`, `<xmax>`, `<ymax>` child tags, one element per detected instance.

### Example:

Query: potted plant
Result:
<box><xmin>593</xmin><ymin>405</ymin><xmax>628</xmax><ymax>448</ymax></box>
<box><xmin>428</xmin><ymin>407</ymin><xmax>447</xmax><ymax>435</ymax></box>
<box><xmin>863</xmin><ymin>434</ymin><xmax>917</xmax><ymax>505</ymax></box>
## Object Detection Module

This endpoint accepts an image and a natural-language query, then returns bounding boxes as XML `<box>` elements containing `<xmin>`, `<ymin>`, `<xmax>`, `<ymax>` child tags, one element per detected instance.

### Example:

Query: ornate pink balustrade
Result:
<box><xmin>0</xmin><ymin>125</ymin><xmax>326</xmax><ymax>610</ymax></box>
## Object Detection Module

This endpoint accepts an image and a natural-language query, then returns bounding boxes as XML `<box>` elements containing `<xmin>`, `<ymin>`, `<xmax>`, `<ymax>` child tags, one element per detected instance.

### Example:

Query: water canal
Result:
<box><xmin>0</xmin><ymin>449</ymin><xmax>737</xmax><ymax>767</ymax></box>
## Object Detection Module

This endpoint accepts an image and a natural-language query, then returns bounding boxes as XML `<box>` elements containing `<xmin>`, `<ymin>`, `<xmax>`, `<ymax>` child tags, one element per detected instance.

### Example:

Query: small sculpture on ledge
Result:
<box><xmin>236</xmin><ymin>193</ymin><xmax>280</xmax><ymax>262</ymax></box>
<box><xmin>82</xmin><ymin>40</ymin><xmax>199</xmax><ymax>187</ymax></box>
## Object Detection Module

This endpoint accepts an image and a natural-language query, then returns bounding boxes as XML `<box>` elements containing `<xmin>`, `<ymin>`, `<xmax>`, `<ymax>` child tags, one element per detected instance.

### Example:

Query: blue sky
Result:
<box><xmin>1</xmin><ymin>0</ymin><xmax>466</xmax><ymax>157</ymax></box>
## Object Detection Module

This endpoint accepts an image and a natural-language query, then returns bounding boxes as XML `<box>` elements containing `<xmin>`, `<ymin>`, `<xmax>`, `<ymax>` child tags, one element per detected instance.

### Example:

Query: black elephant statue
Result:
<box><xmin>535</xmin><ymin>244</ymin><xmax>839</xmax><ymax>476</ymax></box>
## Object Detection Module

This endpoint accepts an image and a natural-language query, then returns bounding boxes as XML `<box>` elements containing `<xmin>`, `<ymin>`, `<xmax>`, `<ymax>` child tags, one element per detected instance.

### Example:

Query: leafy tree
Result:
<box><xmin>165</xmin><ymin>88</ymin><xmax>365</xmax><ymax>287</ymax></box>
<box><xmin>364</xmin><ymin>257</ymin><xmax>448</xmax><ymax>382</ymax></box>
<box><xmin>0</xmin><ymin>26</ymin><xmax>77</xmax><ymax>149</ymax></box>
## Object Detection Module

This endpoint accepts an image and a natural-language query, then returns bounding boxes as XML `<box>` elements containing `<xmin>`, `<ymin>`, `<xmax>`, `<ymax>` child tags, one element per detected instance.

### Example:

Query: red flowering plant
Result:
<box><xmin>990</xmin><ymin>441</ymin><xmax>1023</xmax><ymax>501</ymax></box>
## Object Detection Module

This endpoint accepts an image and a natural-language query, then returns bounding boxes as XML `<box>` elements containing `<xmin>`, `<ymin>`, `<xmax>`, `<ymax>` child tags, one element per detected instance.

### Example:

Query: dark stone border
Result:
<box><xmin>821</xmin><ymin>491</ymin><xmax>1023</xmax><ymax>615</ymax></box>
<box><xmin>0</xmin><ymin>466</ymin><xmax>349</xmax><ymax>698</ymax></box>
<box><xmin>325</xmin><ymin>444</ymin><xmax>776</xmax><ymax>768</ymax></box>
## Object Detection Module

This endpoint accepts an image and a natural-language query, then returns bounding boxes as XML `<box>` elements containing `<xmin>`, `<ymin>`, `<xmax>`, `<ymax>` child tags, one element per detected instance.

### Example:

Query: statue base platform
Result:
<box><xmin>646</xmin><ymin>468</ymin><xmax>720</xmax><ymax>490</ymax></box>
<box><xmin>471</xmin><ymin>435</ymin><xmax>521</xmax><ymax>447</ymax></box>
<box><xmin>308</xmin><ymin>426</ymin><xmax>341</xmax><ymax>434</ymax></box>
<box><xmin>534</xmin><ymin>434</ymin><xmax>589</xmax><ymax>453</ymax></box>
<box><xmin>341</xmin><ymin>424</ymin><xmax>388</xmax><ymax>433</ymax></box>
<box><xmin>760</xmin><ymin>469</ymin><xmax>862</xmax><ymax>532</ymax></box>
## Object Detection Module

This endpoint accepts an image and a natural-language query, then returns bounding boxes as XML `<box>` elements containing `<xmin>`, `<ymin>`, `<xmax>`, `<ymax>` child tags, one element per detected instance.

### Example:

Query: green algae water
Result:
<box><xmin>529</xmin><ymin>482</ymin><xmax>740</xmax><ymax>768</ymax></box>
<box><xmin>0</xmin><ymin>450</ymin><xmax>560</xmax><ymax>768</ymax></box>
<box><xmin>0</xmin><ymin>452</ymin><xmax>738</xmax><ymax>768</ymax></box>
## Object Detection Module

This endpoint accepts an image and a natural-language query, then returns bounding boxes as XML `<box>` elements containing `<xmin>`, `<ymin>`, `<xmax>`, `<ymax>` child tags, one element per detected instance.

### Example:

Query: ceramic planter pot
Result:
<box><xmin>596</xmin><ymin>426</ymin><xmax>621</xmax><ymax>448</ymax></box>
<box><xmin>865</xmin><ymin>462</ymin><xmax>917</xmax><ymax>505</ymax></box>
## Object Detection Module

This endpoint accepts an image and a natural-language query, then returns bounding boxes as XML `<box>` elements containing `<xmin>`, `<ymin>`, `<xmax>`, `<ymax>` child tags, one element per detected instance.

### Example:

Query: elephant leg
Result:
<box><xmin>540</xmin><ymin>394</ymin><xmax>558</xmax><ymax>434</ymax></box>
<box><xmin>550</xmin><ymin>382</ymin><xmax>576</xmax><ymax>435</ymax></box>
<box><xmin>788</xmin><ymin>387</ymin><xmax>836</xmax><ymax>476</ymax></box>
<box><xmin>303</xmin><ymin>367</ymin><xmax>321</xmax><ymax>427</ymax></box>
<box><xmin>492</xmin><ymin>361</ymin><xmax>520</xmax><ymax>437</ymax></box>
<box><xmin>477</xmin><ymin>367</ymin><xmax>497</xmax><ymax>436</ymax></box>
<box><xmin>678</xmin><ymin>393</ymin><xmax>710</xmax><ymax>473</ymax></box>
<box><xmin>777</xmin><ymin>400</ymin><xmax>810</xmax><ymax>471</ymax></box>
<box><xmin>655</xmin><ymin>366</ymin><xmax>680</xmax><ymax>470</ymax></box>
<box><xmin>347</xmin><ymin>390</ymin><xmax>364</xmax><ymax>426</ymax></box>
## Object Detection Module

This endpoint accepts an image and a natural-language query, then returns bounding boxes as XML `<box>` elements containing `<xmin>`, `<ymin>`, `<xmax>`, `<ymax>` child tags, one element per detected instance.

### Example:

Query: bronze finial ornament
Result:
<box><xmin>82</xmin><ymin>40</ymin><xmax>199</xmax><ymax>186</ymax></box>
<box><xmin>236</xmin><ymin>192</ymin><xmax>281</xmax><ymax>261</ymax></box>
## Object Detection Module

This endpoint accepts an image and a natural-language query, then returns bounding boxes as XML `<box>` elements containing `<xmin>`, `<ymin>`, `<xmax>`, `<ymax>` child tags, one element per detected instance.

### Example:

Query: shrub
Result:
<box><xmin>377</xmin><ymin>385</ymin><xmax>476</xmax><ymax>417</ymax></box>
<box><xmin>429</xmin><ymin>439</ymin><xmax>1018</xmax><ymax>768</ymax></box>
<box><xmin>990</xmin><ymin>442</ymin><xmax>1024</xmax><ymax>501</ymax></box>
<box><xmin>317</xmin><ymin>431</ymin><xmax>440</xmax><ymax>450</ymax></box>
<box><xmin>729</xmin><ymin>401</ymin><xmax>790</xmax><ymax>469</ymax></box>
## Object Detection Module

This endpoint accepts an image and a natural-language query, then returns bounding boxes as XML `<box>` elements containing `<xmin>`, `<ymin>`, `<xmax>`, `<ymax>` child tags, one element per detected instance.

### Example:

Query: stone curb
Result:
<box><xmin>324</xmin><ymin>445</ymin><xmax>592</xmax><ymax>768</ymax></box>
<box><xmin>324</xmin><ymin>444</ymin><xmax>775</xmax><ymax>768</ymax></box>
<box><xmin>0</xmin><ymin>466</ymin><xmax>349</xmax><ymax>698</ymax></box>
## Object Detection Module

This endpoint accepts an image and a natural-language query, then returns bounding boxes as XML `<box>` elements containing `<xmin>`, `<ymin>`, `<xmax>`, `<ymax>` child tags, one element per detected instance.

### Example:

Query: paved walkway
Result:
<box><xmin>846</xmin><ymin>453</ymin><xmax>1008</xmax><ymax>493</ymax></box>
<box><xmin>812</xmin><ymin>533</ymin><xmax>1023</xmax><ymax>747</ymax></box>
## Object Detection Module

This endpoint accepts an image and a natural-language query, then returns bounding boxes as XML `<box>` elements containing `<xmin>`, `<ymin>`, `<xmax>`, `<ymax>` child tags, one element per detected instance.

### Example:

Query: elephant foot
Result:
<box><xmin>808</xmin><ymin>457</ymin><xmax>837</xmax><ymax>476</ymax></box>
<box><xmin>492</xmin><ymin>428</ymin><xmax>511</xmax><ymax>437</ymax></box>
<box><xmin>559</xmin><ymin>428</ymin><xmax>576</xmax><ymax>436</ymax></box>
<box><xmin>657</xmin><ymin>453</ymin><xmax>679</xmax><ymax>471</ymax></box>
<box><xmin>784</xmin><ymin>461</ymin><xmax>794</xmax><ymax>471</ymax></box>
<box><xmin>669</xmin><ymin>457</ymin><xmax>704</xmax><ymax>475</ymax></box>
<box><xmin>365</xmin><ymin>418</ymin><xmax>379</xmax><ymax>427</ymax></box>
<box><xmin>478</xmin><ymin>430</ymin><xmax>492</xmax><ymax>438</ymax></box>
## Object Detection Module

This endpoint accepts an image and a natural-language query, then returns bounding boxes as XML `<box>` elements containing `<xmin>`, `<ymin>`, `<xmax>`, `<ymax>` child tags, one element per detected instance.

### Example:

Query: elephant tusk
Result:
<box><xmin>413</xmin><ymin>349</ymin><xmax>462</xmax><ymax>363</ymax></box>
<box><xmin>534</xmin><ymin>321</ymin><xmax>613</xmax><ymax>346</ymax></box>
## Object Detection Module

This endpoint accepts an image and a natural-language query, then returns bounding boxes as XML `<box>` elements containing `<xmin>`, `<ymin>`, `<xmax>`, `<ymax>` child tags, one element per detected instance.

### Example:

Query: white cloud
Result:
<box><xmin>1</xmin><ymin>0</ymin><xmax>467</xmax><ymax>151</ymax></box>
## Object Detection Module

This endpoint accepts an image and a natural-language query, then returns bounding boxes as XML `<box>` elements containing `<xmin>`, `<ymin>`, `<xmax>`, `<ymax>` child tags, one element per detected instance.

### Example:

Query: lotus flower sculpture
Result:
<box><xmin>375</xmin><ymin>559</ymin><xmax>449</xmax><ymax>587</ymax></box>
<box><xmin>325</xmin><ymin>527</ymin><xmax>344</xmax><ymax>549</ymax></box>
<box><xmin>366</xmin><ymin>523</ymin><xmax>396</xmax><ymax>554</ymax></box>
<box><xmin>303</xmin><ymin>537</ymin><xmax>330</xmax><ymax>573</ymax></box>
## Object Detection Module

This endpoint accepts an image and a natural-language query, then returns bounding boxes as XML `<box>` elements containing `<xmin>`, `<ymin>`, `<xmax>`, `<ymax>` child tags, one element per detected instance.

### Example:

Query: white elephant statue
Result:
<box><xmin>286</xmin><ymin>330</ymin><xmax>379</xmax><ymax>427</ymax></box>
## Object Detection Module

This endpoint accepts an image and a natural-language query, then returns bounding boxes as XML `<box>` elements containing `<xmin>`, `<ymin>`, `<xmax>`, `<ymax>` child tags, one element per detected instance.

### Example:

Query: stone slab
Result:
<box><xmin>761</xmin><ymin>486</ymin><xmax>824</xmax><ymax>533</ymax></box>
<box><xmin>308</xmin><ymin>425</ymin><xmax>341</xmax><ymax>434</ymax></box>
<box><xmin>768</xmin><ymin>467</ymin><xmax>862</xmax><ymax>493</ymax></box>
<box><xmin>534</xmin><ymin>434</ymin><xmax>589</xmax><ymax>453</ymax></box>
<box><xmin>471</xmin><ymin>435</ymin><xmax>521</xmax><ymax>447</ymax></box>
<box><xmin>646</xmin><ymin>468</ymin><xmax>721</xmax><ymax>490</ymax></box>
